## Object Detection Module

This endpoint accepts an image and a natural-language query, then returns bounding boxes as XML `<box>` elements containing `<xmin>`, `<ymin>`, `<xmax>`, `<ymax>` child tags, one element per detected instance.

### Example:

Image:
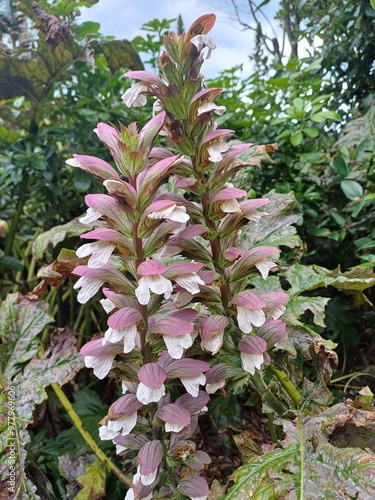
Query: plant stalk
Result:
<box><xmin>268</xmin><ymin>364</ymin><xmax>302</xmax><ymax>408</ymax></box>
<box><xmin>51</xmin><ymin>383</ymin><xmax>131</xmax><ymax>487</ymax></box>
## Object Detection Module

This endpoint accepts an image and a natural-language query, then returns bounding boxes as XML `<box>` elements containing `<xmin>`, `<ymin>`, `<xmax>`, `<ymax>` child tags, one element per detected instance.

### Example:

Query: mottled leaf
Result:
<box><xmin>243</xmin><ymin>190</ymin><xmax>302</xmax><ymax>249</ymax></box>
<box><xmin>227</xmin><ymin>401</ymin><xmax>375</xmax><ymax>499</ymax></box>
<box><xmin>32</xmin><ymin>218</ymin><xmax>94</xmax><ymax>260</ymax></box>
<box><xmin>287</xmin><ymin>296</ymin><xmax>330</xmax><ymax>327</ymax></box>
<box><xmin>0</xmin><ymin>293</ymin><xmax>54</xmax><ymax>379</ymax></box>
<box><xmin>12</xmin><ymin>328</ymin><xmax>84</xmax><ymax>421</ymax></box>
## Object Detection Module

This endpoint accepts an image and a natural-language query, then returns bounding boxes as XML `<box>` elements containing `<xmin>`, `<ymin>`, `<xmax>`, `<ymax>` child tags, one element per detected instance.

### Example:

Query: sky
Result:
<box><xmin>79</xmin><ymin>0</ymin><xmax>260</xmax><ymax>78</ymax></box>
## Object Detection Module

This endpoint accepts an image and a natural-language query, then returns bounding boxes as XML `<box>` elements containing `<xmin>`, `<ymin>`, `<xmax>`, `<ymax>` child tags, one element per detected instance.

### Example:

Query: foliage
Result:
<box><xmin>0</xmin><ymin>0</ymin><xmax>145</xmax><ymax>298</ymax></box>
<box><xmin>227</xmin><ymin>395</ymin><xmax>375</xmax><ymax>499</ymax></box>
<box><xmin>0</xmin><ymin>293</ymin><xmax>83</xmax><ymax>499</ymax></box>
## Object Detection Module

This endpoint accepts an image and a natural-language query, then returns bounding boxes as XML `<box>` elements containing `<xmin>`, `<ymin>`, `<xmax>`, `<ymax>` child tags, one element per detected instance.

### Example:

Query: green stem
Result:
<box><xmin>251</xmin><ymin>371</ymin><xmax>292</xmax><ymax>418</ymax></box>
<box><xmin>199</xmin><ymin>187</ymin><xmax>232</xmax><ymax>314</ymax></box>
<box><xmin>267</xmin><ymin>413</ymin><xmax>278</xmax><ymax>443</ymax></box>
<box><xmin>330</xmin><ymin>371</ymin><xmax>371</xmax><ymax>384</ymax></box>
<box><xmin>51</xmin><ymin>383</ymin><xmax>130</xmax><ymax>487</ymax></box>
<box><xmin>268</xmin><ymin>364</ymin><xmax>302</xmax><ymax>408</ymax></box>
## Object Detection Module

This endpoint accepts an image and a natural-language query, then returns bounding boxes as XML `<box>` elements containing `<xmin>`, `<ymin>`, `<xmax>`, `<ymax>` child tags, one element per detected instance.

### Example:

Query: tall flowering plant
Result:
<box><xmin>69</xmin><ymin>14</ymin><xmax>290</xmax><ymax>499</ymax></box>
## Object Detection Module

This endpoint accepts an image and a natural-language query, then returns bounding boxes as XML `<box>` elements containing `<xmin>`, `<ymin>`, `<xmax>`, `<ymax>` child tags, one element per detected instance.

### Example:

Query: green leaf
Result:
<box><xmin>356</xmin><ymin>136</ymin><xmax>374</xmax><ymax>159</ymax></box>
<box><xmin>302</xmin><ymin>127</ymin><xmax>319</xmax><ymax>138</ymax></box>
<box><xmin>74</xmin><ymin>21</ymin><xmax>101</xmax><ymax>40</ymax></box>
<box><xmin>285</xmin><ymin>263</ymin><xmax>334</xmax><ymax>296</ymax></box>
<box><xmin>292</xmin><ymin>97</ymin><xmax>304</xmax><ymax>112</ymax></box>
<box><xmin>0</xmin><ymin>293</ymin><xmax>54</xmax><ymax>379</ymax></box>
<box><xmin>290</xmin><ymin>131</ymin><xmax>303</xmax><ymax>146</ymax></box>
<box><xmin>0</xmin><ymin>254</ymin><xmax>24</xmax><ymax>272</ymax></box>
<box><xmin>330</xmin><ymin>157</ymin><xmax>349</xmax><ymax>176</ymax></box>
<box><xmin>74</xmin><ymin>460</ymin><xmax>107</xmax><ymax>500</ymax></box>
<box><xmin>285</xmin><ymin>263</ymin><xmax>375</xmax><ymax>296</ymax></box>
<box><xmin>341</xmin><ymin>180</ymin><xmax>363</xmax><ymax>200</ymax></box>
<box><xmin>310</xmin><ymin>111</ymin><xmax>340</xmax><ymax>123</ymax></box>
<box><xmin>99</xmin><ymin>40</ymin><xmax>144</xmax><ymax>73</ymax></box>
<box><xmin>73</xmin><ymin>168</ymin><xmax>92</xmax><ymax>192</ymax></box>
<box><xmin>227</xmin><ymin>444</ymin><xmax>300</xmax><ymax>499</ymax></box>
<box><xmin>354</xmin><ymin>237</ymin><xmax>375</xmax><ymax>251</ymax></box>
<box><xmin>328</xmin><ymin>209</ymin><xmax>346</xmax><ymax>227</ymax></box>
<box><xmin>371</xmin><ymin>0</ymin><xmax>375</xmax><ymax>11</ymax></box>
<box><xmin>312</xmin><ymin>227</ymin><xmax>331</xmax><ymax>237</ymax></box>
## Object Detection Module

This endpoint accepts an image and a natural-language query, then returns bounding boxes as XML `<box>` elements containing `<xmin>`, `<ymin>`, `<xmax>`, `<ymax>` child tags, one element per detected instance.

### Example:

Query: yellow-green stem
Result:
<box><xmin>268</xmin><ymin>364</ymin><xmax>302</xmax><ymax>408</ymax></box>
<box><xmin>51</xmin><ymin>383</ymin><xmax>130</xmax><ymax>487</ymax></box>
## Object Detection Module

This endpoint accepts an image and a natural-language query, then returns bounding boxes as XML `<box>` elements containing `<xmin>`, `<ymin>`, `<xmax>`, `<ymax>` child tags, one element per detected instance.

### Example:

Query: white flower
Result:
<box><xmin>197</xmin><ymin>102</ymin><xmax>226</xmax><ymax>115</ymax></box>
<box><xmin>100</xmin><ymin>298</ymin><xmax>116</xmax><ymax>313</ymax></box>
<box><xmin>108</xmin><ymin>413</ymin><xmax>137</xmax><ymax>435</ymax></box>
<box><xmin>148</xmin><ymin>204</ymin><xmax>189</xmax><ymax>223</ymax></box>
<box><xmin>241</xmin><ymin>352</ymin><xmax>264</xmax><ymax>375</ymax></box>
<box><xmin>135</xmin><ymin>465</ymin><xmax>157</xmax><ymax>486</ymax></box>
<box><xmin>135</xmin><ymin>275</ymin><xmax>173</xmax><ymax>305</ymax></box>
<box><xmin>102</xmin><ymin>325</ymin><xmax>138</xmax><ymax>353</ymax></box>
<box><xmin>79</xmin><ymin>207</ymin><xmax>102</xmax><ymax>224</ymax></box>
<box><xmin>136</xmin><ymin>382</ymin><xmax>166</xmax><ymax>405</ymax></box>
<box><xmin>99</xmin><ymin>425</ymin><xmax>118</xmax><ymax>440</ymax></box>
<box><xmin>153</xmin><ymin>99</ymin><xmax>163</xmax><ymax>116</ymax></box>
<box><xmin>76</xmin><ymin>241</ymin><xmax>116</xmax><ymax>268</ymax></box>
<box><xmin>84</xmin><ymin>355</ymin><xmax>114</xmax><ymax>379</ymax></box>
<box><xmin>220</xmin><ymin>198</ymin><xmax>241</xmax><ymax>213</ymax></box>
<box><xmin>266</xmin><ymin>305</ymin><xmax>286</xmax><ymax>320</ymax></box>
<box><xmin>174</xmin><ymin>274</ymin><xmax>205</xmax><ymax>294</ymax></box>
<box><xmin>165</xmin><ymin>422</ymin><xmax>185</xmax><ymax>433</ymax></box>
<box><xmin>125</xmin><ymin>488</ymin><xmax>135</xmax><ymax>500</ymax></box>
<box><xmin>200</xmin><ymin>332</ymin><xmax>224</xmax><ymax>354</ymax></box>
<box><xmin>180</xmin><ymin>374</ymin><xmax>206</xmax><ymax>397</ymax></box>
<box><xmin>237</xmin><ymin>306</ymin><xmax>266</xmax><ymax>334</ymax></box>
<box><xmin>255</xmin><ymin>260</ymin><xmax>277</xmax><ymax>280</ymax></box>
<box><xmin>163</xmin><ymin>333</ymin><xmax>196</xmax><ymax>359</ymax></box>
<box><xmin>122</xmin><ymin>82</ymin><xmax>148</xmax><ymax>107</ymax></box>
<box><xmin>115</xmin><ymin>443</ymin><xmax>127</xmax><ymax>454</ymax></box>
<box><xmin>73</xmin><ymin>276</ymin><xmax>103</xmax><ymax>303</ymax></box>
<box><xmin>207</xmin><ymin>141</ymin><xmax>229</xmax><ymax>162</ymax></box>
<box><xmin>206</xmin><ymin>379</ymin><xmax>225</xmax><ymax>394</ymax></box>
<box><xmin>191</xmin><ymin>34</ymin><xmax>216</xmax><ymax>59</ymax></box>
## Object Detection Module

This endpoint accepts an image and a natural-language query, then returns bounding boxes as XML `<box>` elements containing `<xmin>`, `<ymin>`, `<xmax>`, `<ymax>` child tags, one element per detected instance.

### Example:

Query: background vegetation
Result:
<box><xmin>0</xmin><ymin>0</ymin><xmax>374</xmax><ymax>498</ymax></box>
